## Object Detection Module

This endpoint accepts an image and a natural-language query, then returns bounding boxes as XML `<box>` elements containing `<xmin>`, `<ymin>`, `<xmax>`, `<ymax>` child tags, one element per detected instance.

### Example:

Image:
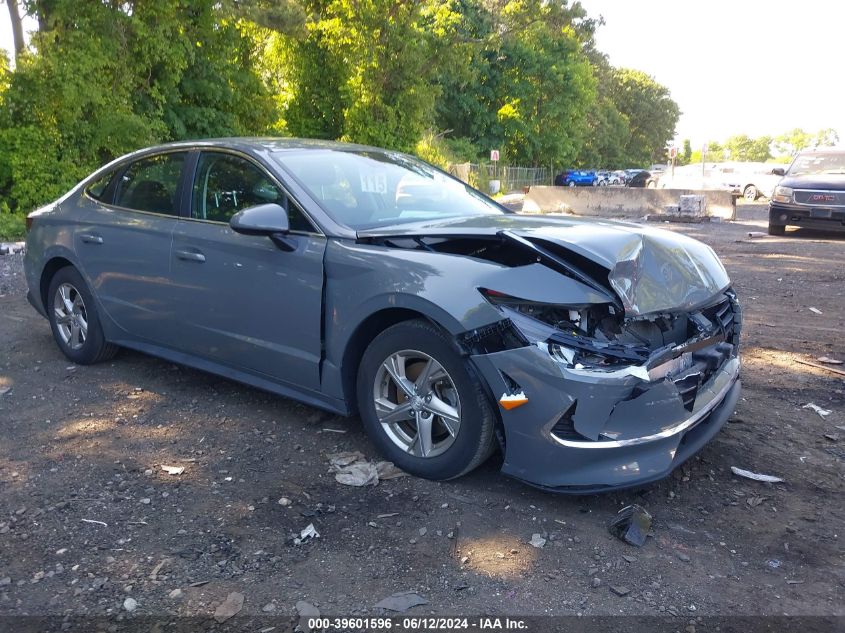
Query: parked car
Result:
<box><xmin>555</xmin><ymin>169</ymin><xmax>597</xmax><ymax>187</ymax></box>
<box><xmin>595</xmin><ymin>170</ymin><xmax>622</xmax><ymax>186</ymax></box>
<box><xmin>656</xmin><ymin>162</ymin><xmax>781</xmax><ymax>200</ymax></box>
<box><xmin>25</xmin><ymin>138</ymin><xmax>741</xmax><ymax>492</ymax></box>
<box><xmin>768</xmin><ymin>148</ymin><xmax>845</xmax><ymax>235</ymax></box>
<box><xmin>625</xmin><ymin>170</ymin><xmax>655</xmax><ymax>188</ymax></box>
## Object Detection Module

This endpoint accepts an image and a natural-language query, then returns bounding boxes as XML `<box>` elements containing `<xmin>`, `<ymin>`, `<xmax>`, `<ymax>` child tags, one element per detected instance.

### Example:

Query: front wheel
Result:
<box><xmin>567</xmin><ymin>181</ymin><xmax>576</xmax><ymax>187</ymax></box>
<box><xmin>356</xmin><ymin>319</ymin><xmax>496</xmax><ymax>480</ymax></box>
<box><xmin>47</xmin><ymin>267</ymin><xmax>118</xmax><ymax>364</ymax></box>
<box><xmin>743</xmin><ymin>185</ymin><xmax>759</xmax><ymax>201</ymax></box>
<box><xmin>768</xmin><ymin>223</ymin><xmax>786</xmax><ymax>236</ymax></box>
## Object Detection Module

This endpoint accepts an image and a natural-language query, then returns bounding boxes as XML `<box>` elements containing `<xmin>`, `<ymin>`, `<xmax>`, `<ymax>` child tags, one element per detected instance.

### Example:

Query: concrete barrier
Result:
<box><xmin>522</xmin><ymin>186</ymin><xmax>738</xmax><ymax>221</ymax></box>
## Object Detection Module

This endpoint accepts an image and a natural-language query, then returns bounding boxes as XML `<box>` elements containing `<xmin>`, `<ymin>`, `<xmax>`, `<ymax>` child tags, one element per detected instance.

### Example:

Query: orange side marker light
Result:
<box><xmin>499</xmin><ymin>391</ymin><xmax>528</xmax><ymax>410</ymax></box>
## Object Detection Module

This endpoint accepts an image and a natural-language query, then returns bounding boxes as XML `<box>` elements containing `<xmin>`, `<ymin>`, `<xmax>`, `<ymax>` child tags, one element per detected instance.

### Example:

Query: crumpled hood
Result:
<box><xmin>358</xmin><ymin>214</ymin><xmax>731</xmax><ymax>316</ymax></box>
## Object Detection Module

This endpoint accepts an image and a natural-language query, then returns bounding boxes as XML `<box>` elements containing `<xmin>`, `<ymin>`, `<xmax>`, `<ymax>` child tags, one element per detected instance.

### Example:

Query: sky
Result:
<box><xmin>578</xmin><ymin>0</ymin><xmax>845</xmax><ymax>148</ymax></box>
<box><xmin>2</xmin><ymin>2</ymin><xmax>843</xmax><ymax>149</ymax></box>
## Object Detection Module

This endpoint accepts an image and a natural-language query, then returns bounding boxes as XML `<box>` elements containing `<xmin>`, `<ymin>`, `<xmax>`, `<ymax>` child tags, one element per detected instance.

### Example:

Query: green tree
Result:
<box><xmin>774</xmin><ymin>128</ymin><xmax>813</xmax><ymax>156</ymax></box>
<box><xmin>724</xmin><ymin>134</ymin><xmax>771</xmax><ymax>162</ymax></box>
<box><xmin>681</xmin><ymin>138</ymin><xmax>692</xmax><ymax>165</ymax></box>
<box><xmin>607</xmin><ymin>68</ymin><xmax>680</xmax><ymax>164</ymax></box>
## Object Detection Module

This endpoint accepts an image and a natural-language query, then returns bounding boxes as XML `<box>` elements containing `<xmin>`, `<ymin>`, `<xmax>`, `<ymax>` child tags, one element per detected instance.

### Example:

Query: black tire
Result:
<box><xmin>356</xmin><ymin>319</ymin><xmax>497</xmax><ymax>480</ymax></box>
<box><xmin>47</xmin><ymin>266</ymin><xmax>118</xmax><ymax>364</ymax></box>
<box><xmin>567</xmin><ymin>181</ymin><xmax>576</xmax><ymax>187</ymax></box>
<box><xmin>768</xmin><ymin>223</ymin><xmax>786</xmax><ymax>236</ymax></box>
<box><xmin>743</xmin><ymin>185</ymin><xmax>758</xmax><ymax>201</ymax></box>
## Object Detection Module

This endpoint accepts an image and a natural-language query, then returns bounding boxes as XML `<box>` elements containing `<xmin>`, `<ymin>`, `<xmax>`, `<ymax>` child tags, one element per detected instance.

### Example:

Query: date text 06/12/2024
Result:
<box><xmin>307</xmin><ymin>617</ymin><xmax>528</xmax><ymax>630</ymax></box>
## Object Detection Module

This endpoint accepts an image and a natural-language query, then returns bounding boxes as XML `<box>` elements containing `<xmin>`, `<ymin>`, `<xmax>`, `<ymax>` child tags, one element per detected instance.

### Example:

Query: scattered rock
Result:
<box><xmin>168</xmin><ymin>588</ymin><xmax>183</xmax><ymax>599</ymax></box>
<box><xmin>262</xmin><ymin>602</ymin><xmax>276</xmax><ymax>613</ymax></box>
<box><xmin>676</xmin><ymin>552</ymin><xmax>691</xmax><ymax>562</ymax></box>
<box><xmin>609</xmin><ymin>585</ymin><xmax>630</xmax><ymax>597</ymax></box>
<box><xmin>374</xmin><ymin>591</ymin><xmax>428</xmax><ymax>612</ymax></box>
<box><xmin>213</xmin><ymin>592</ymin><xmax>245</xmax><ymax>623</ymax></box>
<box><xmin>529</xmin><ymin>533</ymin><xmax>546</xmax><ymax>549</ymax></box>
<box><xmin>278</xmin><ymin>497</ymin><xmax>292</xmax><ymax>507</ymax></box>
<box><xmin>123</xmin><ymin>597</ymin><xmax>138</xmax><ymax>612</ymax></box>
<box><xmin>590</xmin><ymin>577</ymin><xmax>602</xmax><ymax>588</ymax></box>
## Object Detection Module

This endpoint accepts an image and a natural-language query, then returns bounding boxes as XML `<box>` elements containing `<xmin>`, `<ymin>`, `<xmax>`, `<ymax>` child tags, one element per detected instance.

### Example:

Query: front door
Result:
<box><xmin>170</xmin><ymin>151</ymin><xmax>326</xmax><ymax>391</ymax></box>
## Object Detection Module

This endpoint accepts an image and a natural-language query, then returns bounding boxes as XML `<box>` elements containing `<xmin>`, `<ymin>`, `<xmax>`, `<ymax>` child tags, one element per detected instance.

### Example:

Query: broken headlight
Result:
<box><xmin>480</xmin><ymin>289</ymin><xmax>649</xmax><ymax>371</ymax></box>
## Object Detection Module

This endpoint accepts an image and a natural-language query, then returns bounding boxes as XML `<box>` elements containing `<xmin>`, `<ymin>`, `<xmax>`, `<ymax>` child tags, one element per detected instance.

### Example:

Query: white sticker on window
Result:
<box><xmin>360</xmin><ymin>172</ymin><xmax>388</xmax><ymax>194</ymax></box>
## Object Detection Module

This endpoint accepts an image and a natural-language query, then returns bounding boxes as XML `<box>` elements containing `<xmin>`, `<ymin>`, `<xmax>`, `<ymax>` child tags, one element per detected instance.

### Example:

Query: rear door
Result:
<box><xmin>77</xmin><ymin>151</ymin><xmax>187</xmax><ymax>345</ymax></box>
<box><xmin>169</xmin><ymin>150</ymin><xmax>326</xmax><ymax>390</ymax></box>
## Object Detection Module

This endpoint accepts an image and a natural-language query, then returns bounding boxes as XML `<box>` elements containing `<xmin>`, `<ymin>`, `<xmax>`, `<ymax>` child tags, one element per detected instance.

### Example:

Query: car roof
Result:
<box><xmin>138</xmin><ymin>137</ymin><xmax>389</xmax><ymax>155</ymax></box>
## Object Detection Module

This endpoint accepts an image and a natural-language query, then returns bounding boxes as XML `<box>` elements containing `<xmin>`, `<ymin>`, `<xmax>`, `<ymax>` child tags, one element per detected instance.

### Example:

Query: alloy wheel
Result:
<box><xmin>53</xmin><ymin>283</ymin><xmax>88</xmax><ymax>350</ymax></box>
<box><xmin>373</xmin><ymin>350</ymin><xmax>461</xmax><ymax>458</ymax></box>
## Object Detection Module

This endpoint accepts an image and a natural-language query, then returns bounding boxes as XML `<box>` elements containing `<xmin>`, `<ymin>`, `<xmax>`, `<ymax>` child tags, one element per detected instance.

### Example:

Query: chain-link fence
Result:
<box><xmin>448</xmin><ymin>163</ymin><xmax>551</xmax><ymax>194</ymax></box>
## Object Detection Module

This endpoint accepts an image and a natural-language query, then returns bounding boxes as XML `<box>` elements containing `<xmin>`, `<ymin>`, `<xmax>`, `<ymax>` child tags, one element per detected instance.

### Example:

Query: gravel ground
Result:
<box><xmin>0</xmin><ymin>206</ymin><xmax>843</xmax><ymax>625</ymax></box>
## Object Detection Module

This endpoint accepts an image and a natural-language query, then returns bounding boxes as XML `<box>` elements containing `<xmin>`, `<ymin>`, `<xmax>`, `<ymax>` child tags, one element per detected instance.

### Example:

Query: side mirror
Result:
<box><xmin>771</xmin><ymin>167</ymin><xmax>785</xmax><ymax>176</ymax></box>
<box><xmin>229</xmin><ymin>203</ymin><xmax>290</xmax><ymax>236</ymax></box>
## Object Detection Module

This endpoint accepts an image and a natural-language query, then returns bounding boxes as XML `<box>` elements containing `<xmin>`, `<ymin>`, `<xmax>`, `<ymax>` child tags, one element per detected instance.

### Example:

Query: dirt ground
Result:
<box><xmin>0</xmin><ymin>205</ymin><xmax>843</xmax><ymax>624</ymax></box>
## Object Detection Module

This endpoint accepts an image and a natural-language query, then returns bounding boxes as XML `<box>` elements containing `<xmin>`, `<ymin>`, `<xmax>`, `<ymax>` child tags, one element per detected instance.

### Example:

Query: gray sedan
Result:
<box><xmin>24</xmin><ymin>138</ymin><xmax>741</xmax><ymax>492</ymax></box>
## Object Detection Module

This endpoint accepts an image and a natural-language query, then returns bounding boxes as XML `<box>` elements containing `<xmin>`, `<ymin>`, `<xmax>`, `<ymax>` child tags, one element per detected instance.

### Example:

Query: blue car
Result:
<box><xmin>555</xmin><ymin>169</ymin><xmax>597</xmax><ymax>187</ymax></box>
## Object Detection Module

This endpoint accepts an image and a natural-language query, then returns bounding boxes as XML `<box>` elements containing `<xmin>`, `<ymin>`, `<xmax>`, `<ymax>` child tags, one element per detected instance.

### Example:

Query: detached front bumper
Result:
<box><xmin>471</xmin><ymin>343</ymin><xmax>741</xmax><ymax>493</ymax></box>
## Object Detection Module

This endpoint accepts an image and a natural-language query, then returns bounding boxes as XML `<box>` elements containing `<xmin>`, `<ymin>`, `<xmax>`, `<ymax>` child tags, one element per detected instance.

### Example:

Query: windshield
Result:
<box><xmin>272</xmin><ymin>149</ymin><xmax>505</xmax><ymax>230</ymax></box>
<box><xmin>788</xmin><ymin>152</ymin><xmax>845</xmax><ymax>176</ymax></box>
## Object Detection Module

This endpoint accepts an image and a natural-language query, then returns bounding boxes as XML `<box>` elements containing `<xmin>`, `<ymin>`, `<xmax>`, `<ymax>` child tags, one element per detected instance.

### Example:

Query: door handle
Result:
<box><xmin>174</xmin><ymin>249</ymin><xmax>206</xmax><ymax>263</ymax></box>
<box><xmin>80</xmin><ymin>233</ymin><xmax>103</xmax><ymax>244</ymax></box>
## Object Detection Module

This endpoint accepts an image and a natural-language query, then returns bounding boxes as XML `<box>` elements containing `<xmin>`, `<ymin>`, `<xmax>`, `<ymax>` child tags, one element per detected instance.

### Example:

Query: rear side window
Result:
<box><xmin>85</xmin><ymin>171</ymin><xmax>116</xmax><ymax>202</ymax></box>
<box><xmin>114</xmin><ymin>153</ymin><xmax>187</xmax><ymax>215</ymax></box>
<box><xmin>192</xmin><ymin>152</ymin><xmax>315</xmax><ymax>232</ymax></box>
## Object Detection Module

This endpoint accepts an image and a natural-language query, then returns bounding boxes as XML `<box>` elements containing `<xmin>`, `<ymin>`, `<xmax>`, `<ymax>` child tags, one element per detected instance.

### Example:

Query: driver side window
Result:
<box><xmin>191</xmin><ymin>152</ymin><xmax>314</xmax><ymax>232</ymax></box>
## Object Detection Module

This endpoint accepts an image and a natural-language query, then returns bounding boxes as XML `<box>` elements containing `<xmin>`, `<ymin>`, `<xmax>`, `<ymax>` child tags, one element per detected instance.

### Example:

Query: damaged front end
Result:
<box><xmin>359</xmin><ymin>219</ymin><xmax>741</xmax><ymax>491</ymax></box>
<box><xmin>462</xmin><ymin>259</ymin><xmax>742</xmax><ymax>491</ymax></box>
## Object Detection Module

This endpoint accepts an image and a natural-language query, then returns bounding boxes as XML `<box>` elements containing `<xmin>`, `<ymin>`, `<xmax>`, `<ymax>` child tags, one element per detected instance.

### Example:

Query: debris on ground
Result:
<box><xmin>373</xmin><ymin>591</ymin><xmax>428</xmax><ymax>612</ymax></box>
<box><xmin>802</xmin><ymin>403</ymin><xmax>832</xmax><ymax>418</ymax></box>
<box><xmin>299</xmin><ymin>523</ymin><xmax>319</xmax><ymax>542</ymax></box>
<box><xmin>747</xmin><ymin>231</ymin><xmax>767</xmax><ymax>239</ymax></box>
<box><xmin>529</xmin><ymin>533</ymin><xmax>546</xmax><ymax>549</ymax></box>
<box><xmin>278</xmin><ymin>497</ymin><xmax>292</xmax><ymax>506</ymax></box>
<box><xmin>160</xmin><ymin>465</ymin><xmax>185</xmax><ymax>476</ymax></box>
<box><xmin>608</xmin><ymin>504</ymin><xmax>652</xmax><ymax>547</ymax></box>
<box><xmin>609</xmin><ymin>585</ymin><xmax>631</xmax><ymax>597</ymax></box>
<box><xmin>327</xmin><ymin>451</ymin><xmax>406</xmax><ymax>486</ymax></box>
<box><xmin>808</xmin><ymin>307</ymin><xmax>823</xmax><ymax>315</ymax></box>
<box><xmin>123</xmin><ymin>597</ymin><xmax>138</xmax><ymax>612</ymax></box>
<box><xmin>795</xmin><ymin>358</ymin><xmax>845</xmax><ymax>377</ymax></box>
<box><xmin>816</xmin><ymin>356</ymin><xmax>843</xmax><ymax>365</ymax></box>
<box><xmin>730</xmin><ymin>467</ymin><xmax>784</xmax><ymax>483</ymax></box>
<box><xmin>213</xmin><ymin>592</ymin><xmax>245</xmax><ymax>623</ymax></box>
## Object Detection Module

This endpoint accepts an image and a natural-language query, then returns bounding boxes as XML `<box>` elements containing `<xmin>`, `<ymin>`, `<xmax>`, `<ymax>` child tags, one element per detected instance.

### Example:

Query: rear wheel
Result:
<box><xmin>47</xmin><ymin>267</ymin><xmax>118</xmax><ymax>364</ymax></box>
<box><xmin>357</xmin><ymin>319</ymin><xmax>496</xmax><ymax>480</ymax></box>
<box><xmin>567</xmin><ymin>181</ymin><xmax>576</xmax><ymax>187</ymax></box>
<box><xmin>743</xmin><ymin>185</ymin><xmax>759</xmax><ymax>201</ymax></box>
<box><xmin>767</xmin><ymin>223</ymin><xmax>786</xmax><ymax>236</ymax></box>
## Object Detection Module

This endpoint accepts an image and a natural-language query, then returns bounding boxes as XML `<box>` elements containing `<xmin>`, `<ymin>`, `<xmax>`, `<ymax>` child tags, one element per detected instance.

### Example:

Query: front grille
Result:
<box><xmin>673</xmin><ymin>373</ymin><xmax>701</xmax><ymax>412</ymax></box>
<box><xmin>794</xmin><ymin>189</ymin><xmax>845</xmax><ymax>207</ymax></box>
<box><xmin>550</xmin><ymin>402</ymin><xmax>586</xmax><ymax>441</ymax></box>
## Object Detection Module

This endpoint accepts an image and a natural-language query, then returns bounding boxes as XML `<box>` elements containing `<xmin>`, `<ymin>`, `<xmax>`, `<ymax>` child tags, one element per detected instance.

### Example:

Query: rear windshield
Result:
<box><xmin>272</xmin><ymin>149</ymin><xmax>504</xmax><ymax>230</ymax></box>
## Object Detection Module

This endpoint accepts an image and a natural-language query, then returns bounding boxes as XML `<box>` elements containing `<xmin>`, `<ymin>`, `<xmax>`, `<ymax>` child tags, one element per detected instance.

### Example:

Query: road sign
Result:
<box><xmin>490</xmin><ymin>150</ymin><xmax>500</xmax><ymax>162</ymax></box>
<box><xmin>669</xmin><ymin>146</ymin><xmax>677</xmax><ymax>158</ymax></box>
